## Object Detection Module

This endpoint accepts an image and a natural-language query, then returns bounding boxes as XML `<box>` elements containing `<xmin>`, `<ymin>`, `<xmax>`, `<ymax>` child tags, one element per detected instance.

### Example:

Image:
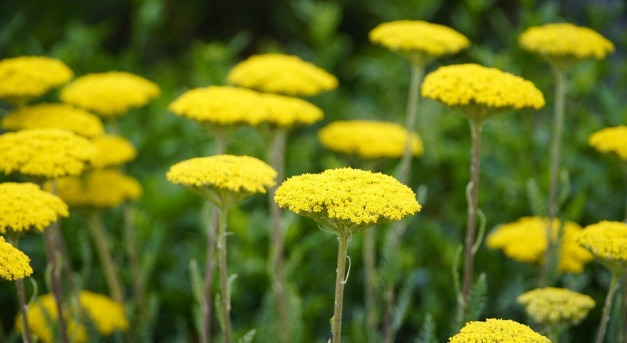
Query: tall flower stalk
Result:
<box><xmin>2</xmin><ymin>236</ymin><xmax>34</xmax><ymax>343</ymax></box>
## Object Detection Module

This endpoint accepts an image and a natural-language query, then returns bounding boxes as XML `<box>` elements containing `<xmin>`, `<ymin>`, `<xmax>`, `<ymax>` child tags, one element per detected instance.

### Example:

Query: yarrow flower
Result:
<box><xmin>318</xmin><ymin>120</ymin><xmax>423</xmax><ymax>159</ymax></box>
<box><xmin>577</xmin><ymin>221</ymin><xmax>627</xmax><ymax>273</ymax></box>
<box><xmin>588</xmin><ymin>126</ymin><xmax>627</xmax><ymax>161</ymax></box>
<box><xmin>0</xmin><ymin>182</ymin><xmax>69</xmax><ymax>236</ymax></box>
<box><xmin>0</xmin><ymin>128</ymin><xmax>101</xmax><ymax>180</ymax></box>
<box><xmin>517</xmin><ymin>287</ymin><xmax>595</xmax><ymax>327</ymax></box>
<box><xmin>167</xmin><ymin>155</ymin><xmax>277</xmax><ymax>208</ymax></box>
<box><xmin>54</xmin><ymin>169</ymin><xmax>142</xmax><ymax>208</ymax></box>
<box><xmin>274</xmin><ymin>168</ymin><xmax>420</xmax><ymax>234</ymax></box>
<box><xmin>60</xmin><ymin>71</ymin><xmax>160</xmax><ymax>117</ymax></box>
<box><xmin>449</xmin><ymin>318</ymin><xmax>551</xmax><ymax>343</ymax></box>
<box><xmin>421</xmin><ymin>63</ymin><xmax>545</xmax><ymax>121</ymax></box>
<box><xmin>486</xmin><ymin>216</ymin><xmax>593</xmax><ymax>273</ymax></box>
<box><xmin>1</xmin><ymin>103</ymin><xmax>104</xmax><ymax>138</ymax></box>
<box><xmin>227</xmin><ymin>53</ymin><xmax>338</xmax><ymax>97</ymax></box>
<box><xmin>0</xmin><ymin>56</ymin><xmax>73</xmax><ymax>104</ymax></box>
<box><xmin>369</xmin><ymin>20</ymin><xmax>469</xmax><ymax>64</ymax></box>
<box><xmin>91</xmin><ymin>135</ymin><xmax>138</xmax><ymax>168</ymax></box>
<box><xmin>0</xmin><ymin>236</ymin><xmax>33</xmax><ymax>281</ymax></box>
<box><xmin>260</xmin><ymin>93</ymin><xmax>323</xmax><ymax>127</ymax></box>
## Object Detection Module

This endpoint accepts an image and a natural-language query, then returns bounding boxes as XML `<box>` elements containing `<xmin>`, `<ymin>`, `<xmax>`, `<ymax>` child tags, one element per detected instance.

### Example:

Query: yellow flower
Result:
<box><xmin>91</xmin><ymin>135</ymin><xmax>137</xmax><ymax>168</ymax></box>
<box><xmin>486</xmin><ymin>216</ymin><xmax>593</xmax><ymax>273</ymax></box>
<box><xmin>227</xmin><ymin>53</ymin><xmax>338</xmax><ymax>96</ymax></box>
<box><xmin>16</xmin><ymin>293</ymin><xmax>86</xmax><ymax>343</ymax></box>
<box><xmin>0</xmin><ymin>182</ymin><xmax>69</xmax><ymax>236</ymax></box>
<box><xmin>167</xmin><ymin>155</ymin><xmax>277</xmax><ymax>207</ymax></box>
<box><xmin>421</xmin><ymin>63</ymin><xmax>545</xmax><ymax>122</ymax></box>
<box><xmin>0</xmin><ymin>56</ymin><xmax>73</xmax><ymax>104</ymax></box>
<box><xmin>54</xmin><ymin>169</ymin><xmax>142</xmax><ymax>208</ymax></box>
<box><xmin>78</xmin><ymin>291</ymin><xmax>129</xmax><ymax>335</ymax></box>
<box><xmin>449</xmin><ymin>318</ymin><xmax>551</xmax><ymax>343</ymax></box>
<box><xmin>274</xmin><ymin>168</ymin><xmax>420</xmax><ymax>234</ymax></box>
<box><xmin>369</xmin><ymin>20</ymin><xmax>469</xmax><ymax>64</ymax></box>
<box><xmin>0</xmin><ymin>128</ymin><xmax>101</xmax><ymax>180</ymax></box>
<box><xmin>577</xmin><ymin>221</ymin><xmax>627</xmax><ymax>273</ymax></box>
<box><xmin>318</xmin><ymin>120</ymin><xmax>423</xmax><ymax>159</ymax></box>
<box><xmin>1</xmin><ymin>103</ymin><xmax>104</xmax><ymax>138</ymax></box>
<box><xmin>169</xmin><ymin>86</ymin><xmax>268</xmax><ymax>128</ymax></box>
<box><xmin>517</xmin><ymin>287</ymin><xmax>595</xmax><ymax>327</ymax></box>
<box><xmin>260</xmin><ymin>93</ymin><xmax>323</xmax><ymax>127</ymax></box>
<box><xmin>588</xmin><ymin>126</ymin><xmax>627</xmax><ymax>161</ymax></box>
<box><xmin>0</xmin><ymin>236</ymin><xmax>33</xmax><ymax>281</ymax></box>
<box><xmin>519</xmin><ymin>23</ymin><xmax>614</xmax><ymax>63</ymax></box>
<box><xmin>60</xmin><ymin>71</ymin><xmax>160</xmax><ymax>117</ymax></box>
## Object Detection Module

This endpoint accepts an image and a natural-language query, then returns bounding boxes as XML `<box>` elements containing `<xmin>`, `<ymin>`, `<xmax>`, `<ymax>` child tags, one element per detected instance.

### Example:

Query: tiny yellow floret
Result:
<box><xmin>449</xmin><ymin>318</ymin><xmax>551</xmax><ymax>343</ymax></box>
<box><xmin>577</xmin><ymin>221</ymin><xmax>627</xmax><ymax>273</ymax></box>
<box><xmin>54</xmin><ymin>169</ymin><xmax>142</xmax><ymax>208</ymax></box>
<box><xmin>227</xmin><ymin>53</ymin><xmax>338</xmax><ymax>96</ymax></box>
<box><xmin>260</xmin><ymin>93</ymin><xmax>324</xmax><ymax>127</ymax></box>
<box><xmin>91</xmin><ymin>135</ymin><xmax>138</xmax><ymax>168</ymax></box>
<box><xmin>517</xmin><ymin>287</ymin><xmax>595</xmax><ymax>327</ymax></box>
<box><xmin>1</xmin><ymin>103</ymin><xmax>104</xmax><ymax>138</ymax></box>
<box><xmin>519</xmin><ymin>23</ymin><xmax>614</xmax><ymax>61</ymax></box>
<box><xmin>0</xmin><ymin>56</ymin><xmax>73</xmax><ymax>104</ymax></box>
<box><xmin>588</xmin><ymin>126</ymin><xmax>627</xmax><ymax>161</ymax></box>
<box><xmin>318</xmin><ymin>120</ymin><xmax>423</xmax><ymax>159</ymax></box>
<box><xmin>0</xmin><ymin>236</ymin><xmax>33</xmax><ymax>281</ymax></box>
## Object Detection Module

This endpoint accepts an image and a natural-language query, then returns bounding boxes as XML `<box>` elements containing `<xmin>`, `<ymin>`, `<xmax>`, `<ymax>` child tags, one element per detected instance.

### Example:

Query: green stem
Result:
<box><xmin>8</xmin><ymin>237</ymin><xmax>32</xmax><ymax>343</ymax></box>
<box><xmin>43</xmin><ymin>224</ymin><xmax>70</xmax><ymax>343</ymax></box>
<box><xmin>217</xmin><ymin>206</ymin><xmax>232</xmax><ymax>343</ymax></box>
<box><xmin>547</xmin><ymin>325</ymin><xmax>561</xmax><ymax>343</ymax></box>
<box><xmin>86</xmin><ymin>211</ymin><xmax>125</xmax><ymax>303</ymax></box>
<box><xmin>332</xmin><ymin>233</ymin><xmax>350</xmax><ymax>343</ymax></box>
<box><xmin>363</xmin><ymin>227</ymin><xmax>377</xmax><ymax>337</ymax></box>
<box><xmin>596</xmin><ymin>272</ymin><xmax>621</xmax><ymax>343</ymax></box>
<box><xmin>397</xmin><ymin>63</ymin><xmax>424</xmax><ymax>185</ymax></box>
<box><xmin>123</xmin><ymin>206</ymin><xmax>147</xmax><ymax>339</ymax></box>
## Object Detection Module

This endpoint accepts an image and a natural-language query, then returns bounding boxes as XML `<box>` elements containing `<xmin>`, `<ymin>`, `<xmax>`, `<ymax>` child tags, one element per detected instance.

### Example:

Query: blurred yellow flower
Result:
<box><xmin>78</xmin><ymin>291</ymin><xmax>129</xmax><ymax>335</ymax></box>
<box><xmin>1</xmin><ymin>103</ymin><xmax>104</xmax><ymax>138</ymax></box>
<box><xmin>227</xmin><ymin>53</ymin><xmax>338</xmax><ymax>96</ymax></box>
<box><xmin>0</xmin><ymin>56</ymin><xmax>73</xmax><ymax>104</ymax></box>
<box><xmin>0</xmin><ymin>128</ymin><xmax>100</xmax><ymax>179</ymax></box>
<box><xmin>274</xmin><ymin>168</ymin><xmax>420</xmax><ymax>234</ymax></box>
<box><xmin>54</xmin><ymin>169</ymin><xmax>142</xmax><ymax>208</ymax></box>
<box><xmin>0</xmin><ymin>182</ymin><xmax>69</xmax><ymax>236</ymax></box>
<box><xmin>517</xmin><ymin>287</ymin><xmax>595</xmax><ymax>327</ymax></box>
<box><xmin>588</xmin><ymin>126</ymin><xmax>627</xmax><ymax>161</ymax></box>
<box><xmin>91</xmin><ymin>135</ymin><xmax>137</xmax><ymax>168</ymax></box>
<box><xmin>486</xmin><ymin>216</ymin><xmax>593</xmax><ymax>273</ymax></box>
<box><xmin>60</xmin><ymin>71</ymin><xmax>160</xmax><ymax>117</ymax></box>
<box><xmin>577</xmin><ymin>221</ymin><xmax>627</xmax><ymax>273</ymax></box>
<box><xmin>318</xmin><ymin>120</ymin><xmax>423</xmax><ymax>159</ymax></box>
<box><xmin>449</xmin><ymin>318</ymin><xmax>550</xmax><ymax>343</ymax></box>
<box><xmin>0</xmin><ymin>236</ymin><xmax>33</xmax><ymax>281</ymax></box>
<box><xmin>421</xmin><ymin>63</ymin><xmax>545</xmax><ymax>121</ymax></box>
<box><xmin>260</xmin><ymin>93</ymin><xmax>323</xmax><ymax>127</ymax></box>
<box><xmin>369</xmin><ymin>20</ymin><xmax>469</xmax><ymax>64</ymax></box>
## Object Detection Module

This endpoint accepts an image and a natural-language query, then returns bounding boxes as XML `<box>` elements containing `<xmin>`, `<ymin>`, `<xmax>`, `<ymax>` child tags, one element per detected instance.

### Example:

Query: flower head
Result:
<box><xmin>577</xmin><ymin>221</ymin><xmax>627</xmax><ymax>273</ymax></box>
<box><xmin>421</xmin><ymin>63</ymin><xmax>545</xmax><ymax>122</ymax></box>
<box><xmin>369</xmin><ymin>20</ymin><xmax>469</xmax><ymax>64</ymax></box>
<box><xmin>0</xmin><ymin>182</ymin><xmax>69</xmax><ymax>236</ymax></box>
<box><xmin>588</xmin><ymin>126</ymin><xmax>627</xmax><ymax>161</ymax></box>
<box><xmin>1</xmin><ymin>103</ymin><xmax>104</xmax><ymax>138</ymax></box>
<box><xmin>0</xmin><ymin>56</ymin><xmax>73</xmax><ymax>104</ymax></box>
<box><xmin>60</xmin><ymin>71</ymin><xmax>160</xmax><ymax>117</ymax></box>
<box><xmin>54</xmin><ymin>169</ymin><xmax>142</xmax><ymax>209</ymax></box>
<box><xmin>0</xmin><ymin>128</ymin><xmax>101</xmax><ymax>180</ymax></box>
<box><xmin>260</xmin><ymin>93</ymin><xmax>323</xmax><ymax>127</ymax></box>
<box><xmin>0</xmin><ymin>236</ymin><xmax>33</xmax><ymax>281</ymax></box>
<box><xmin>274</xmin><ymin>168</ymin><xmax>420</xmax><ymax>235</ymax></box>
<box><xmin>517</xmin><ymin>287</ymin><xmax>595</xmax><ymax>327</ymax></box>
<box><xmin>318</xmin><ymin>120</ymin><xmax>423</xmax><ymax>159</ymax></box>
<box><xmin>167</xmin><ymin>155</ymin><xmax>277</xmax><ymax>207</ymax></box>
<box><xmin>91</xmin><ymin>135</ymin><xmax>137</xmax><ymax>168</ymax></box>
<box><xmin>486</xmin><ymin>216</ymin><xmax>593</xmax><ymax>273</ymax></box>
<box><xmin>169</xmin><ymin>86</ymin><xmax>267</xmax><ymax>128</ymax></box>
<box><xmin>227</xmin><ymin>53</ymin><xmax>338</xmax><ymax>97</ymax></box>
<box><xmin>449</xmin><ymin>318</ymin><xmax>550</xmax><ymax>343</ymax></box>
<box><xmin>78</xmin><ymin>291</ymin><xmax>129</xmax><ymax>335</ymax></box>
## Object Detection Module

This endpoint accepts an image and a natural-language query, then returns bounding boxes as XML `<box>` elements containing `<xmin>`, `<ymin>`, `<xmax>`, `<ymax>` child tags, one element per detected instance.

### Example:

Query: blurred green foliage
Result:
<box><xmin>1</xmin><ymin>0</ymin><xmax>626</xmax><ymax>342</ymax></box>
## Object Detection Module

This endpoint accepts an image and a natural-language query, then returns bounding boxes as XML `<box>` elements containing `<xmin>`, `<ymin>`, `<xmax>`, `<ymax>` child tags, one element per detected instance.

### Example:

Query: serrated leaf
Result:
<box><xmin>415</xmin><ymin>314</ymin><xmax>436</xmax><ymax>343</ymax></box>
<box><xmin>464</xmin><ymin>273</ymin><xmax>487</xmax><ymax>323</ymax></box>
<box><xmin>238</xmin><ymin>329</ymin><xmax>256</xmax><ymax>343</ymax></box>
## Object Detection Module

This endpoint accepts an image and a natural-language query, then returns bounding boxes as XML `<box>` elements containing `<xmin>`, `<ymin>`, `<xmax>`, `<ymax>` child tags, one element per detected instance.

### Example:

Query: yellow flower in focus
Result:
<box><xmin>60</xmin><ymin>71</ymin><xmax>160</xmax><ymax>117</ymax></box>
<box><xmin>91</xmin><ymin>135</ymin><xmax>137</xmax><ymax>168</ymax></box>
<box><xmin>0</xmin><ymin>182</ymin><xmax>69</xmax><ymax>235</ymax></box>
<box><xmin>55</xmin><ymin>169</ymin><xmax>142</xmax><ymax>208</ymax></box>
<box><xmin>486</xmin><ymin>216</ymin><xmax>593</xmax><ymax>273</ymax></box>
<box><xmin>1</xmin><ymin>103</ymin><xmax>104</xmax><ymax>138</ymax></box>
<box><xmin>0</xmin><ymin>236</ymin><xmax>33</xmax><ymax>281</ymax></box>
<box><xmin>260</xmin><ymin>93</ymin><xmax>323</xmax><ymax>127</ymax></box>
<box><xmin>449</xmin><ymin>318</ymin><xmax>551</xmax><ymax>343</ymax></box>
<box><xmin>577</xmin><ymin>221</ymin><xmax>627</xmax><ymax>273</ymax></box>
<box><xmin>0</xmin><ymin>56</ymin><xmax>73</xmax><ymax>104</ymax></box>
<box><xmin>169</xmin><ymin>86</ymin><xmax>268</xmax><ymax>128</ymax></box>
<box><xmin>318</xmin><ymin>120</ymin><xmax>423</xmax><ymax>159</ymax></box>
<box><xmin>369</xmin><ymin>20</ymin><xmax>469</xmax><ymax>64</ymax></box>
<box><xmin>227</xmin><ymin>53</ymin><xmax>338</xmax><ymax>97</ymax></box>
<box><xmin>517</xmin><ymin>287</ymin><xmax>595</xmax><ymax>327</ymax></box>
<box><xmin>588</xmin><ymin>126</ymin><xmax>627</xmax><ymax>161</ymax></box>
<box><xmin>0</xmin><ymin>128</ymin><xmax>100</xmax><ymax>179</ymax></box>
<box><xmin>274</xmin><ymin>168</ymin><xmax>420</xmax><ymax>234</ymax></box>
<box><xmin>167</xmin><ymin>155</ymin><xmax>277</xmax><ymax>207</ymax></box>
<box><xmin>421</xmin><ymin>63</ymin><xmax>545</xmax><ymax>122</ymax></box>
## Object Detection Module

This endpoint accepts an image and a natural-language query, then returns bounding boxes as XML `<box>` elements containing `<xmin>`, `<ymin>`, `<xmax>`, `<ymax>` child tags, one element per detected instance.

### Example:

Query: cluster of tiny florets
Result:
<box><xmin>0</xmin><ymin>56</ymin><xmax>73</xmax><ymax>103</ymax></box>
<box><xmin>517</xmin><ymin>287</ymin><xmax>595</xmax><ymax>327</ymax></box>
<box><xmin>519</xmin><ymin>23</ymin><xmax>614</xmax><ymax>60</ymax></box>
<box><xmin>577</xmin><ymin>221</ymin><xmax>627</xmax><ymax>272</ymax></box>
<box><xmin>0</xmin><ymin>236</ymin><xmax>33</xmax><ymax>281</ymax></box>
<box><xmin>261</xmin><ymin>93</ymin><xmax>324</xmax><ymax>127</ymax></box>
<box><xmin>1</xmin><ymin>103</ymin><xmax>104</xmax><ymax>138</ymax></box>
<box><xmin>588</xmin><ymin>126</ymin><xmax>627</xmax><ymax>161</ymax></box>
<box><xmin>91</xmin><ymin>135</ymin><xmax>138</xmax><ymax>168</ymax></box>
<box><xmin>449</xmin><ymin>318</ymin><xmax>551</xmax><ymax>343</ymax></box>
<box><xmin>54</xmin><ymin>169</ymin><xmax>142</xmax><ymax>209</ymax></box>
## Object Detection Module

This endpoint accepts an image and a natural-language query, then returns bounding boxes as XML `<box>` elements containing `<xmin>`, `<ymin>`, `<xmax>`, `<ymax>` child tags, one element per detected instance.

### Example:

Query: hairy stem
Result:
<box><xmin>596</xmin><ymin>272</ymin><xmax>620</xmax><ymax>343</ymax></box>
<box><xmin>87</xmin><ymin>211</ymin><xmax>125</xmax><ymax>303</ymax></box>
<box><xmin>332</xmin><ymin>233</ymin><xmax>350</xmax><ymax>343</ymax></box>
<box><xmin>217</xmin><ymin>206</ymin><xmax>232</xmax><ymax>343</ymax></box>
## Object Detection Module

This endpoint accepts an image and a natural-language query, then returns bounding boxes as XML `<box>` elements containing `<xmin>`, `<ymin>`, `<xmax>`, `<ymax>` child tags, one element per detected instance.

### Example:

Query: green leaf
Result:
<box><xmin>414</xmin><ymin>314</ymin><xmax>437</xmax><ymax>343</ymax></box>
